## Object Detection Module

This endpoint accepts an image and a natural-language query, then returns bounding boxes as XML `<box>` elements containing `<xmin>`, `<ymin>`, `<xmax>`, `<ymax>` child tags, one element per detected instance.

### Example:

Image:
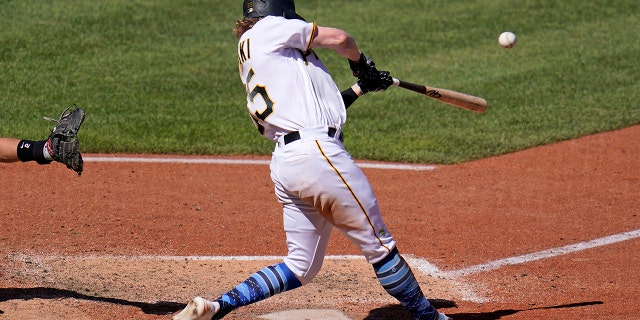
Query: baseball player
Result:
<box><xmin>173</xmin><ymin>1</ymin><xmax>450</xmax><ymax>320</ymax></box>
<box><xmin>0</xmin><ymin>106</ymin><xmax>85</xmax><ymax>175</ymax></box>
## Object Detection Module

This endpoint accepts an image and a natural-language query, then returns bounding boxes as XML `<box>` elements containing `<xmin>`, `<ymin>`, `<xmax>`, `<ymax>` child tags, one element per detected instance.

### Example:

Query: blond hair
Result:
<box><xmin>234</xmin><ymin>17</ymin><xmax>261</xmax><ymax>38</ymax></box>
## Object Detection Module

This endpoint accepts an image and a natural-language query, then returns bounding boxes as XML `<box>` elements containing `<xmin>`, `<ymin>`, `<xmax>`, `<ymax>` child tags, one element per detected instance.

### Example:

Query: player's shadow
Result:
<box><xmin>364</xmin><ymin>299</ymin><xmax>457</xmax><ymax>319</ymax></box>
<box><xmin>364</xmin><ymin>300</ymin><xmax>604</xmax><ymax>319</ymax></box>
<box><xmin>0</xmin><ymin>287</ymin><xmax>183</xmax><ymax>315</ymax></box>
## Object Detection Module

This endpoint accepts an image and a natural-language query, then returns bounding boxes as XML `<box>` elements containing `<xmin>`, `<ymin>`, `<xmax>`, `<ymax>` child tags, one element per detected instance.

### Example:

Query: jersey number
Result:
<box><xmin>245</xmin><ymin>69</ymin><xmax>273</xmax><ymax>121</ymax></box>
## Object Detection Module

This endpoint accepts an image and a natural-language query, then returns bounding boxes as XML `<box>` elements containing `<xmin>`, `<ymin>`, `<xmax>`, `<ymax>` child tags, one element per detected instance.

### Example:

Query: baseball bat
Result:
<box><xmin>392</xmin><ymin>78</ymin><xmax>487</xmax><ymax>113</ymax></box>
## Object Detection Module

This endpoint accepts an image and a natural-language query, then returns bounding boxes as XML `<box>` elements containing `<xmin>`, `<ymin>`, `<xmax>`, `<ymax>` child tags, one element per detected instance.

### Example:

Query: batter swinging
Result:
<box><xmin>173</xmin><ymin>1</ymin><xmax>450</xmax><ymax>319</ymax></box>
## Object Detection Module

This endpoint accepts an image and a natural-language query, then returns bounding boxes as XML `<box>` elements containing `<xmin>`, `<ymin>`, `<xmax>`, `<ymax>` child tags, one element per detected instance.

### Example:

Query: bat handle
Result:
<box><xmin>391</xmin><ymin>78</ymin><xmax>429</xmax><ymax>95</ymax></box>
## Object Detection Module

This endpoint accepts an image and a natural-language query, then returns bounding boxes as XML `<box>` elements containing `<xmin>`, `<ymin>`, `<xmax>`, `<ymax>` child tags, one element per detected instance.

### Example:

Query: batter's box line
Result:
<box><xmin>14</xmin><ymin>228</ymin><xmax>640</xmax><ymax>278</ymax></box>
<box><xmin>8</xmin><ymin>229</ymin><xmax>638</xmax><ymax>304</ymax></box>
<box><xmin>407</xmin><ymin>228</ymin><xmax>640</xmax><ymax>279</ymax></box>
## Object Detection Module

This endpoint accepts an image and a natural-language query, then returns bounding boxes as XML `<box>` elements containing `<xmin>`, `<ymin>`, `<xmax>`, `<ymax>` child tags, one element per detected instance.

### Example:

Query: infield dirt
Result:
<box><xmin>1</xmin><ymin>125</ymin><xmax>639</xmax><ymax>319</ymax></box>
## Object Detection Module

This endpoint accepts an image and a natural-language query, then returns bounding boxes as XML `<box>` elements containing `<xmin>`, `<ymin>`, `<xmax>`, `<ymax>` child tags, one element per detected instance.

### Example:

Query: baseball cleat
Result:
<box><xmin>439</xmin><ymin>313</ymin><xmax>452</xmax><ymax>320</ymax></box>
<box><xmin>172</xmin><ymin>296</ymin><xmax>218</xmax><ymax>320</ymax></box>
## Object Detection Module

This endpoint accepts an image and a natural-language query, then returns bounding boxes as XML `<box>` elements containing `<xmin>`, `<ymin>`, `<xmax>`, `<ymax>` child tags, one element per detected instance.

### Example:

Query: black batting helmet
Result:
<box><xmin>242</xmin><ymin>0</ymin><xmax>304</xmax><ymax>20</ymax></box>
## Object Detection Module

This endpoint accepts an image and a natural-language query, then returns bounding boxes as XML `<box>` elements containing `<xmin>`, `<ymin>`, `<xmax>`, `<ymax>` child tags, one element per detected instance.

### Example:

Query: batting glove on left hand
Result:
<box><xmin>348</xmin><ymin>52</ymin><xmax>378</xmax><ymax>79</ymax></box>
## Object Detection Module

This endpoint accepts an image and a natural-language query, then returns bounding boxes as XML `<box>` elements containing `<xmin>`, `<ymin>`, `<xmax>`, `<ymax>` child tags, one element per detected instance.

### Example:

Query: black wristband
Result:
<box><xmin>16</xmin><ymin>139</ymin><xmax>52</xmax><ymax>164</ymax></box>
<box><xmin>341</xmin><ymin>87</ymin><xmax>359</xmax><ymax>109</ymax></box>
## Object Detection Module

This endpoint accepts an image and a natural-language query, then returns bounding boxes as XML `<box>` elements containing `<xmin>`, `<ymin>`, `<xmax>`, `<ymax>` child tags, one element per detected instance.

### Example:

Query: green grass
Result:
<box><xmin>1</xmin><ymin>0</ymin><xmax>638</xmax><ymax>163</ymax></box>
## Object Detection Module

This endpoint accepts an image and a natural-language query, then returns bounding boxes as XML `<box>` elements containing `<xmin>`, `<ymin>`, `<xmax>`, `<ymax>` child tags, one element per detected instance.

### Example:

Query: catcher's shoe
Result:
<box><xmin>172</xmin><ymin>297</ymin><xmax>219</xmax><ymax>320</ymax></box>
<box><xmin>44</xmin><ymin>106</ymin><xmax>85</xmax><ymax>175</ymax></box>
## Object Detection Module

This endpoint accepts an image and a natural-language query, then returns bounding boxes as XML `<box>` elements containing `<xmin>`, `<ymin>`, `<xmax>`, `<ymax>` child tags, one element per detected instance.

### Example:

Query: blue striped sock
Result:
<box><xmin>213</xmin><ymin>262</ymin><xmax>302</xmax><ymax>319</ymax></box>
<box><xmin>373</xmin><ymin>248</ymin><xmax>439</xmax><ymax>320</ymax></box>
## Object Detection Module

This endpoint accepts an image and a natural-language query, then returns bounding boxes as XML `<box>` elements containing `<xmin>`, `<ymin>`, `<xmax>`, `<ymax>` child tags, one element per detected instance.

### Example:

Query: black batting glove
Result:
<box><xmin>357</xmin><ymin>70</ymin><xmax>393</xmax><ymax>94</ymax></box>
<box><xmin>348</xmin><ymin>52</ymin><xmax>377</xmax><ymax>78</ymax></box>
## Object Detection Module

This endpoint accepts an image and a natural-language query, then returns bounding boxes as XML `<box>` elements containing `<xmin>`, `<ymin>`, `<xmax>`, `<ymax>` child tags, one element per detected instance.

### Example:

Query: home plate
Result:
<box><xmin>258</xmin><ymin>309</ymin><xmax>351</xmax><ymax>319</ymax></box>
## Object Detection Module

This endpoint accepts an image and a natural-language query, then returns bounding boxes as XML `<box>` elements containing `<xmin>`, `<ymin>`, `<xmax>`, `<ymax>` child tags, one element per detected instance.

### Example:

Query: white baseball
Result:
<box><xmin>498</xmin><ymin>31</ymin><xmax>517</xmax><ymax>49</ymax></box>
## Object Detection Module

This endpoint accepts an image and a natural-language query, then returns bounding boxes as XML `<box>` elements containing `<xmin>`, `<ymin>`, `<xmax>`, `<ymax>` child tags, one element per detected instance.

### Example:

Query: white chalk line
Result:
<box><xmin>406</xmin><ymin>228</ymin><xmax>640</xmax><ymax>302</ymax></box>
<box><xmin>83</xmin><ymin>156</ymin><xmax>437</xmax><ymax>171</ymax></box>
<box><xmin>408</xmin><ymin>228</ymin><xmax>640</xmax><ymax>279</ymax></box>
<box><xmin>51</xmin><ymin>254</ymin><xmax>365</xmax><ymax>261</ymax></box>
<box><xmin>76</xmin><ymin>157</ymin><xmax>639</xmax><ymax>302</ymax></box>
<box><xmin>439</xmin><ymin>228</ymin><xmax>640</xmax><ymax>278</ymax></box>
<box><xmin>80</xmin><ymin>156</ymin><xmax>639</xmax><ymax>276</ymax></box>
<box><xmin>44</xmin><ymin>228</ymin><xmax>640</xmax><ymax>281</ymax></box>
<box><xmin>10</xmin><ymin>230</ymin><xmax>638</xmax><ymax>304</ymax></box>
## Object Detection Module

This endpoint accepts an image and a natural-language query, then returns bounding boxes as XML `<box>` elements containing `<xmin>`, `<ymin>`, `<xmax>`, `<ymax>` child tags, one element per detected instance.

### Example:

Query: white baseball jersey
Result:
<box><xmin>237</xmin><ymin>16</ymin><xmax>347</xmax><ymax>141</ymax></box>
<box><xmin>236</xmin><ymin>16</ymin><xmax>395</xmax><ymax>283</ymax></box>
<box><xmin>194</xmin><ymin>11</ymin><xmax>440</xmax><ymax>319</ymax></box>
